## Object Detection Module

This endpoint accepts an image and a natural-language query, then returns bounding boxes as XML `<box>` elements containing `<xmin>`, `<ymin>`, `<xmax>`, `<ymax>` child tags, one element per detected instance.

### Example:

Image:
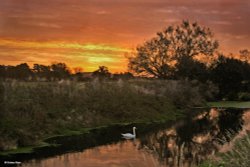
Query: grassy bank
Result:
<box><xmin>208</xmin><ymin>101</ymin><xmax>250</xmax><ymax>109</ymax></box>
<box><xmin>0</xmin><ymin>79</ymin><xmax>210</xmax><ymax>153</ymax></box>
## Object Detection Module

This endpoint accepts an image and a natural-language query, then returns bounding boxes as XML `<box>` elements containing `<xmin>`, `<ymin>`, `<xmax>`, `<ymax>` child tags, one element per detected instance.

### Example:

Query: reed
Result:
<box><xmin>198</xmin><ymin>132</ymin><xmax>250</xmax><ymax>167</ymax></box>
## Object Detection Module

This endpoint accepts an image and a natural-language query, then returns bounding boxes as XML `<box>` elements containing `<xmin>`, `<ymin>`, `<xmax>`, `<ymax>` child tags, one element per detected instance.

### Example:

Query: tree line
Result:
<box><xmin>0</xmin><ymin>63</ymin><xmax>70</xmax><ymax>81</ymax></box>
<box><xmin>0</xmin><ymin>63</ymin><xmax>134</xmax><ymax>81</ymax></box>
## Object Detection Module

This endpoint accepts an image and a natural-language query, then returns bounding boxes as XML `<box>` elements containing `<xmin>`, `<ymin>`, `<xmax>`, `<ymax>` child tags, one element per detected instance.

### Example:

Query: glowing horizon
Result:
<box><xmin>0</xmin><ymin>39</ymin><xmax>131</xmax><ymax>72</ymax></box>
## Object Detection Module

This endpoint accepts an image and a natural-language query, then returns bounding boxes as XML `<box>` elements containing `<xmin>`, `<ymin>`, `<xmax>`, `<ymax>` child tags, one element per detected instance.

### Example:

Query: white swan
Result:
<box><xmin>121</xmin><ymin>127</ymin><xmax>136</xmax><ymax>139</ymax></box>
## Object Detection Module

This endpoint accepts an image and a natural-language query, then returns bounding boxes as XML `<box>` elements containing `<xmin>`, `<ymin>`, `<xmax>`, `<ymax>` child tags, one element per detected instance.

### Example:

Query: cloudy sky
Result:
<box><xmin>0</xmin><ymin>0</ymin><xmax>249</xmax><ymax>72</ymax></box>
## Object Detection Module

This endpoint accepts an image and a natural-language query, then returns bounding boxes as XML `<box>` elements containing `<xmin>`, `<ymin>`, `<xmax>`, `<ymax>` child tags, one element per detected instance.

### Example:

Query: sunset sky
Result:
<box><xmin>0</xmin><ymin>0</ymin><xmax>249</xmax><ymax>72</ymax></box>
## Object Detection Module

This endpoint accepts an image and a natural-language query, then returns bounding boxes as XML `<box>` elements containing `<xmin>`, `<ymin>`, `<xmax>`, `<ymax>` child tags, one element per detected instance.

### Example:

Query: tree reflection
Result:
<box><xmin>138</xmin><ymin>108</ymin><xmax>244</xmax><ymax>167</ymax></box>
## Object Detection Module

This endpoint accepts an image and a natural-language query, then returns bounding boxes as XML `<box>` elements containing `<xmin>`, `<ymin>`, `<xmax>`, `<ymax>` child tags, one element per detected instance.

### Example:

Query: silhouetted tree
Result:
<box><xmin>128</xmin><ymin>20</ymin><xmax>218</xmax><ymax>79</ymax></box>
<box><xmin>210</xmin><ymin>54</ymin><xmax>250</xmax><ymax>99</ymax></box>
<box><xmin>174</xmin><ymin>56</ymin><xmax>208</xmax><ymax>81</ymax></box>
<box><xmin>33</xmin><ymin>64</ymin><xmax>51</xmax><ymax>80</ymax></box>
<box><xmin>14</xmin><ymin>63</ymin><xmax>32</xmax><ymax>80</ymax></box>
<box><xmin>92</xmin><ymin>66</ymin><xmax>111</xmax><ymax>79</ymax></box>
<box><xmin>51</xmin><ymin>63</ymin><xmax>70</xmax><ymax>80</ymax></box>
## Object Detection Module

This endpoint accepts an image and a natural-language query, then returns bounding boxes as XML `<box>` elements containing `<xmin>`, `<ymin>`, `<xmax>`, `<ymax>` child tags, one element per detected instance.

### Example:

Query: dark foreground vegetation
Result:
<box><xmin>0</xmin><ymin>79</ymin><xmax>214</xmax><ymax>151</ymax></box>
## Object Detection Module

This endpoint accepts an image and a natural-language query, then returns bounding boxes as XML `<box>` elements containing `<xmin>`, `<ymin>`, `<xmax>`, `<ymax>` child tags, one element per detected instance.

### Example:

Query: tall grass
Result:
<box><xmin>198</xmin><ymin>132</ymin><xmax>250</xmax><ymax>167</ymax></box>
<box><xmin>219</xmin><ymin>133</ymin><xmax>250</xmax><ymax>167</ymax></box>
<box><xmin>129</xmin><ymin>79</ymin><xmax>217</xmax><ymax>108</ymax></box>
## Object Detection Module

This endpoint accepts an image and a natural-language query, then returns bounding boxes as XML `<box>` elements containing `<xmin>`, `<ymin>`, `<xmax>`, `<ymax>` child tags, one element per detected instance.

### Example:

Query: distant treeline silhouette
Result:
<box><xmin>0</xmin><ymin>53</ymin><xmax>250</xmax><ymax>100</ymax></box>
<box><xmin>0</xmin><ymin>63</ymin><xmax>134</xmax><ymax>81</ymax></box>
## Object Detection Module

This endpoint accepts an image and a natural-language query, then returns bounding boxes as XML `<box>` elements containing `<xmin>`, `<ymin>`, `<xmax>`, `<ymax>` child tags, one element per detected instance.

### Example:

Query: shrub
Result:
<box><xmin>238</xmin><ymin>92</ymin><xmax>250</xmax><ymax>101</ymax></box>
<box><xmin>130</xmin><ymin>79</ymin><xmax>216</xmax><ymax>108</ymax></box>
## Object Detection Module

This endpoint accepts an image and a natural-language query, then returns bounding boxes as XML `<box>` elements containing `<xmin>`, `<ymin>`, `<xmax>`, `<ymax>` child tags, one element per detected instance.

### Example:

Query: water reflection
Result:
<box><xmin>23</xmin><ymin>140</ymin><xmax>164</xmax><ymax>167</ymax></box>
<box><xmin>138</xmin><ymin>108</ymin><xmax>247</xmax><ymax>167</ymax></box>
<box><xmin>21</xmin><ymin>108</ymin><xmax>249</xmax><ymax>167</ymax></box>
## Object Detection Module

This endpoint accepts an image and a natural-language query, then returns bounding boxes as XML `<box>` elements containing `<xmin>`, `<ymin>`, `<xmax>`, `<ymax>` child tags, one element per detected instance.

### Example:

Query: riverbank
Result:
<box><xmin>207</xmin><ymin>101</ymin><xmax>250</xmax><ymax>109</ymax></box>
<box><xmin>0</xmin><ymin>118</ymin><xmax>182</xmax><ymax>162</ymax></box>
<box><xmin>1</xmin><ymin>79</ymin><xmax>209</xmax><ymax>154</ymax></box>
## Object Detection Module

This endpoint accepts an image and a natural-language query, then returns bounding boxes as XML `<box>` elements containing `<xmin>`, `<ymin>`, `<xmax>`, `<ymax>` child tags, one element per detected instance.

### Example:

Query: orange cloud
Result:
<box><xmin>0</xmin><ymin>39</ymin><xmax>130</xmax><ymax>72</ymax></box>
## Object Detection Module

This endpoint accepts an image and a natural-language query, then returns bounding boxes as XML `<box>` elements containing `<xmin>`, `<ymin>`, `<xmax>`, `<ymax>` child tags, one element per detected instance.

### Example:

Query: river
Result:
<box><xmin>19</xmin><ymin>108</ymin><xmax>250</xmax><ymax>167</ymax></box>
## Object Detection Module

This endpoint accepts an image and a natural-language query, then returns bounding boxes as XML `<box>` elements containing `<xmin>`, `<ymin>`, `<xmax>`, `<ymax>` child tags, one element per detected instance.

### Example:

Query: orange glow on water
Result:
<box><xmin>22</xmin><ymin>140</ymin><xmax>164</xmax><ymax>167</ymax></box>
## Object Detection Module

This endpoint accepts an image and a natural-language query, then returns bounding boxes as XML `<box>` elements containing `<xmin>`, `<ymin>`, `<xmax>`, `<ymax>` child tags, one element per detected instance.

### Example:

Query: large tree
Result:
<box><xmin>128</xmin><ymin>20</ymin><xmax>219</xmax><ymax>79</ymax></box>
